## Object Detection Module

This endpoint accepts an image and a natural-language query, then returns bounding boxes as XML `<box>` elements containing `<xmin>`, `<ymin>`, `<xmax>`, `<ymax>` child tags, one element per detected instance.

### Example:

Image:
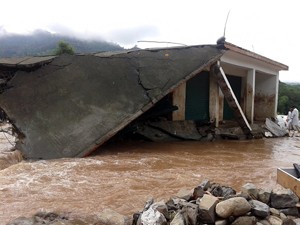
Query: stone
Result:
<box><xmin>176</xmin><ymin>188</ymin><xmax>193</xmax><ymax>201</ymax></box>
<box><xmin>270</xmin><ymin>208</ymin><xmax>281</xmax><ymax>216</ymax></box>
<box><xmin>231</xmin><ymin>216</ymin><xmax>256</xmax><ymax>225</ymax></box>
<box><xmin>241</xmin><ymin>183</ymin><xmax>258</xmax><ymax>199</ymax></box>
<box><xmin>166</xmin><ymin>197</ymin><xmax>187</xmax><ymax>211</ymax></box>
<box><xmin>293</xmin><ymin>218</ymin><xmax>300</xmax><ymax>225</ymax></box>
<box><xmin>165</xmin><ymin>198</ymin><xmax>180</xmax><ymax>211</ymax></box>
<box><xmin>280</xmin><ymin>212</ymin><xmax>288</xmax><ymax>221</ymax></box>
<box><xmin>236</xmin><ymin>192</ymin><xmax>252</xmax><ymax>200</ymax></box>
<box><xmin>268</xmin><ymin>215</ymin><xmax>283</xmax><ymax>225</ymax></box>
<box><xmin>144</xmin><ymin>198</ymin><xmax>154</xmax><ymax>211</ymax></box>
<box><xmin>215</xmin><ymin>197</ymin><xmax>251</xmax><ymax>218</ymax></box>
<box><xmin>222</xmin><ymin>186</ymin><xmax>236</xmax><ymax>199</ymax></box>
<box><xmin>170</xmin><ymin>211</ymin><xmax>185</xmax><ymax>225</ymax></box>
<box><xmin>282</xmin><ymin>218</ymin><xmax>297</xmax><ymax>225</ymax></box>
<box><xmin>182</xmin><ymin>203</ymin><xmax>198</xmax><ymax>225</ymax></box>
<box><xmin>270</xmin><ymin>188</ymin><xmax>299</xmax><ymax>209</ymax></box>
<box><xmin>168</xmin><ymin>210</ymin><xmax>177</xmax><ymax>222</ymax></box>
<box><xmin>7</xmin><ymin>217</ymin><xmax>35</xmax><ymax>225</ymax></box>
<box><xmin>258</xmin><ymin>188</ymin><xmax>272</xmax><ymax>204</ymax></box>
<box><xmin>132</xmin><ymin>213</ymin><xmax>141</xmax><ymax>225</ymax></box>
<box><xmin>50</xmin><ymin>222</ymin><xmax>67</xmax><ymax>225</ymax></box>
<box><xmin>141</xmin><ymin>206</ymin><xmax>167</xmax><ymax>225</ymax></box>
<box><xmin>249</xmin><ymin>199</ymin><xmax>270</xmax><ymax>218</ymax></box>
<box><xmin>98</xmin><ymin>209</ymin><xmax>129</xmax><ymax>225</ymax></box>
<box><xmin>215</xmin><ymin>219</ymin><xmax>228</xmax><ymax>225</ymax></box>
<box><xmin>210</xmin><ymin>184</ymin><xmax>223</xmax><ymax>197</ymax></box>
<box><xmin>258</xmin><ymin>219</ymin><xmax>271</xmax><ymax>225</ymax></box>
<box><xmin>54</xmin><ymin>219</ymin><xmax>88</xmax><ymax>225</ymax></box>
<box><xmin>152</xmin><ymin>201</ymin><xmax>169</xmax><ymax>220</ymax></box>
<box><xmin>198</xmin><ymin>194</ymin><xmax>219</xmax><ymax>223</ymax></box>
<box><xmin>280</xmin><ymin>208</ymin><xmax>300</xmax><ymax>217</ymax></box>
<box><xmin>199</xmin><ymin>179</ymin><xmax>211</xmax><ymax>191</ymax></box>
<box><xmin>193</xmin><ymin>186</ymin><xmax>205</xmax><ymax>199</ymax></box>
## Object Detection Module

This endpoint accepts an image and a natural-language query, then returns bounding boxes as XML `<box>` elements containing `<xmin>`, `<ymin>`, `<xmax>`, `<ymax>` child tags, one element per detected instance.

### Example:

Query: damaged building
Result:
<box><xmin>0</xmin><ymin>42</ymin><xmax>288</xmax><ymax>159</ymax></box>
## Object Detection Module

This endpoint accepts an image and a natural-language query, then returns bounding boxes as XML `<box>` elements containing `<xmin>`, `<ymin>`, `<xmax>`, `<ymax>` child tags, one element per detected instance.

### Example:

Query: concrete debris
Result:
<box><xmin>264</xmin><ymin>118</ymin><xmax>288</xmax><ymax>137</ymax></box>
<box><xmin>0</xmin><ymin>46</ymin><xmax>223</xmax><ymax>159</ymax></box>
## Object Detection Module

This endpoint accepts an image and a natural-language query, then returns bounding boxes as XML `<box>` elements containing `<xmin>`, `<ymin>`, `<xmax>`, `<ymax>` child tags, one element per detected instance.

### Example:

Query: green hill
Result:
<box><xmin>0</xmin><ymin>30</ymin><xmax>124</xmax><ymax>57</ymax></box>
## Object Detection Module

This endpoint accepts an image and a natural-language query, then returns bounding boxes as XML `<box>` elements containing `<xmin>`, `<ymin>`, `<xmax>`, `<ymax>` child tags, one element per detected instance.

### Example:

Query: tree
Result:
<box><xmin>277</xmin><ymin>81</ymin><xmax>300</xmax><ymax>114</ymax></box>
<box><xmin>278</xmin><ymin>95</ymin><xmax>289</xmax><ymax>114</ymax></box>
<box><xmin>54</xmin><ymin>41</ymin><xmax>75</xmax><ymax>55</ymax></box>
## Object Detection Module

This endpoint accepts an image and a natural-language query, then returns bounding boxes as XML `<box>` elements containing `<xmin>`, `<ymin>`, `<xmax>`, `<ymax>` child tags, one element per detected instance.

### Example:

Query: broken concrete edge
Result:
<box><xmin>0</xmin><ymin>56</ymin><xmax>57</xmax><ymax>69</ymax></box>
<box><xmin>0</xmin><ymin>56</ymin><xmax>59</xmax><ymax>143</ymax></box>
<box><xmin>76</xmin><ymin>53</ymin><xmax>224</xmax><ymax>157</ymax></box>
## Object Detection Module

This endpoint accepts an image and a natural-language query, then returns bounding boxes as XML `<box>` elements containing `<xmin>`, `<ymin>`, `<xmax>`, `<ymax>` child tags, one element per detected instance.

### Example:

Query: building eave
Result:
<box><xmin>224</xmin><ymin>42</ymin><xmax>288</xmax><ymax>71</ymax></box>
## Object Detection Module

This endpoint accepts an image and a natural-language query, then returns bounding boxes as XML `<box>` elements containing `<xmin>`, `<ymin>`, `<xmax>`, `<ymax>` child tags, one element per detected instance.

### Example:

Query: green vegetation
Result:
<box><xmin>54</xmin><ymin>41</ymin><xmax>75</xmax><ymax>55</ymax></box>
<box><xmin>277</xmin><ymin>81</ymin><xmax>300</xmax><ymax>114</ymax></box>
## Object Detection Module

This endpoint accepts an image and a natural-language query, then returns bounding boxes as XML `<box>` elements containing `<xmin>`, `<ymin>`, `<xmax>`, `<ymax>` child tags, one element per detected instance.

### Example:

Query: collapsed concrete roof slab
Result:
<box><xmin>0</xmin><ymin>45</ymin><xmax>223</xmax><ymax>159</ymax></box>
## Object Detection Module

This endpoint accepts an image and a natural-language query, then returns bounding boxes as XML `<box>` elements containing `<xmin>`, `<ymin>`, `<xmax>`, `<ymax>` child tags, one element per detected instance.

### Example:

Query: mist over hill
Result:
<box><xmin>0</xmin><ymin>30</ymin><xmax>124</xmax><ymax>57</ymax></box>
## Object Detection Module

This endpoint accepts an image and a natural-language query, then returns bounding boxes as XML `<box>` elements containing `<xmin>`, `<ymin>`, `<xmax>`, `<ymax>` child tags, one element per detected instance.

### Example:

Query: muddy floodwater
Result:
<box><xmin>1</xmin><ymin>137</ymin><xmax>300</xmax><ymax>224</ymax></box>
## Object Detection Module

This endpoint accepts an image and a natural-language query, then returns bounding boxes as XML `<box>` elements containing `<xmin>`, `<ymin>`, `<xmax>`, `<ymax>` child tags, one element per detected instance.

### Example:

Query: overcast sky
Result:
<box><xmin>0</xmin><ymin>0</ymin><xmax>298</xmax><ymax>82</ymax></box>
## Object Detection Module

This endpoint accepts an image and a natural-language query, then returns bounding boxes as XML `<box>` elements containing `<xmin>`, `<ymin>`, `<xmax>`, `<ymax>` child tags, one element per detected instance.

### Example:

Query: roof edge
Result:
<box><xmin>224</xmin><ymin>42</ymin><xmax>289</xmax><ymax>71</ymax></box>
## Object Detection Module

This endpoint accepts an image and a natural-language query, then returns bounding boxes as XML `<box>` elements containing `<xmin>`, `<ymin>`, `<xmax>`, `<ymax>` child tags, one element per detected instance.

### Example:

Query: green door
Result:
<box><xmin>223</xmin><ymin>75</ymin><xmax>242</xmax><ymax>120</ymax></box>
<box><xmin>185</xmin><ymin>71</ymin><xmax>209</xmax><ymax>121</ymax></box>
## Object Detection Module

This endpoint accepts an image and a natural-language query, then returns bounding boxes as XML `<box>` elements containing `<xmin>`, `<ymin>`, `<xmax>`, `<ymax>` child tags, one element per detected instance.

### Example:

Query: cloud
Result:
<box><xmin>105</xmin><ymin>25</ymin><xmax>160</xmax><ymax>46</ymax></box>
<box><xmin>0</xmin><ymin>26</ymin><xmax>7</xmax><ymax>36</ymax></box>
<box><xmin>44</xmin><ymin>24</ymin><xmax>160</xmax><ymax>47</ymax></box>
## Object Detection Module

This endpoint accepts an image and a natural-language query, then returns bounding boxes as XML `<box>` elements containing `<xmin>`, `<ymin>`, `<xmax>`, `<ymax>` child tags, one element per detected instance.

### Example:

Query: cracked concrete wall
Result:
<box><xmin>0</xmin><ymin>45</ymin><xmax>223</xmax><ymax>159</ymax></box>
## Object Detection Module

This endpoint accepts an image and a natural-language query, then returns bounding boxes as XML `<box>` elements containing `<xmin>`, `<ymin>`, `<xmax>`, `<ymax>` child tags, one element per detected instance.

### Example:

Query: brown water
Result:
<box><xmin>1</xmin><ymin>137</ymin><xmax>300</xmax><ymax>224</ymax></box>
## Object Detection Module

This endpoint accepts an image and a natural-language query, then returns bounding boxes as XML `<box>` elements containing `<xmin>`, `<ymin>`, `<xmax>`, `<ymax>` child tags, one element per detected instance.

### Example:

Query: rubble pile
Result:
<box><xmin>133</xmin><ymin>180</ymin><xmax>300</xmax><ymax>225</ymax></box>
<box><xmin>7</xmin><ymin>180</ymin><xmax>300</xmax><ymax>225</ymax></box>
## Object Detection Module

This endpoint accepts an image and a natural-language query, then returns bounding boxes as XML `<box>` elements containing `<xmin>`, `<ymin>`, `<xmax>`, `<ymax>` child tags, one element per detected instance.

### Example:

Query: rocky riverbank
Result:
<box><xmin>7</xmin><ymin>180</ymin><xmax>300</xmax><ymax>225</ymax></box>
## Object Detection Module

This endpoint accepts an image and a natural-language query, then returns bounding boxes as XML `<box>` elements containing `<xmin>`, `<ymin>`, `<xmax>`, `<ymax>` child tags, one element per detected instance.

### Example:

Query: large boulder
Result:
<box><xmin>215</xmin><ymin>197</ymin><xmax>251</xmax><ymax>218</ymax></box>
<box><xmin>198</xmin><ymin>194</ymin><xmax>219</xmax><ymax>223</ymax></box>
<box><xmin>98</xmin><ymin>209</ymin><xmax>131</xmax><ymax>225</ymax></box>
<box><xmin>170</xmin><ymin>211</ymin><xmax>186</xmax><ymax>225</ymax></box>
<box><xmin>141</xmin><ymin>206</ymin><xmax>167</xmax><ymax>225</ymax></box>
<box><xmin>182</xmin><ymin>203</ymin><xmax>198</xmax><ymax>225</ymax></box>
<box><xmin>249</xmin><ymin>199</ymin><xmax>270</xmax><ymax>218</ymax></box>
<box><xmin>270</xmin><ymin>188</ymin><xmax>299</xmax><ymax>209</ymax></box>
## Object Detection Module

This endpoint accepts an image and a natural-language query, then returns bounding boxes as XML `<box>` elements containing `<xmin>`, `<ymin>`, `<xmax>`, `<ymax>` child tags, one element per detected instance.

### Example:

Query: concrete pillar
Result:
<box><xmin>245</xmin><ymin>69</ymin><xmax>255</xmax><ymax>124</ymax></box>
<box><xmin>172</xmin><ymin>82</ymin><xmax>186</xmax><ymax>121</ymax></box>
<box><xmin>209</xmin><ymin>69</ymin><xmax>219</xmax><ymax>127</ymax></box>
<box><xmin>219</xmin><ymin>88</ymin><xmax>224</xmax><ymax>122</ymax></box>
<box><xmin>274</xmin><ymin>72</ymin><xmax>279</xmax><ymax>116</ymax></box>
